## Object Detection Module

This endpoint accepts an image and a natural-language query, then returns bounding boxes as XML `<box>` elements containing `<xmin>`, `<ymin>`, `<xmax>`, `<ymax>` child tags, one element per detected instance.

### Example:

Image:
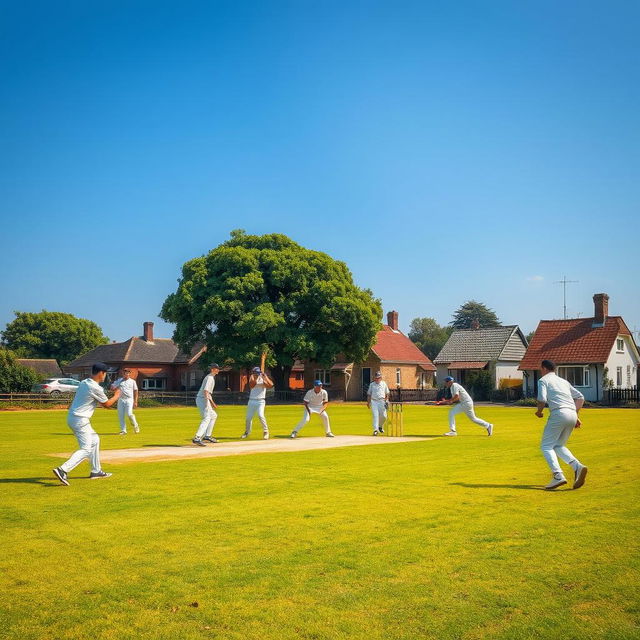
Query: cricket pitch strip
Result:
<box><xmin>51</xmin><ymin>435</ymin><xmax>431</xmax><ymax>465</ymax></box>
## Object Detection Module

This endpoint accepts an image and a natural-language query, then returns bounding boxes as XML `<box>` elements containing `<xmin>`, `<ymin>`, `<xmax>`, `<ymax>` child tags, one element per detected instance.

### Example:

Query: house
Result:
<box><xmin>16</xmin><ymin>359</ymin><xmax>63</xmax><ymax>378</ymax></box>
<box><xmin>303</xmin><ymin>311</ymin><xmax>436</xmax><ymax>400</ymax></box>
<box><xmin>519</xmin><ymin>293</ymin><xmax>640</xmax><ymax>402</ymax></box>
<box><xmin>65</xmin><ymin>322</ymin><xmax>215</xmax><ymax>391</ymax></box>
<box><xmin>433</xmin><ymin>323</ymin><xmax>528</xmax><ymax>389</ymax></box>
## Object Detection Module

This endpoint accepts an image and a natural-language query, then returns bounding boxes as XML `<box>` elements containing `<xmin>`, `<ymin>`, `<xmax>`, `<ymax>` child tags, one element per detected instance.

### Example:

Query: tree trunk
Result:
<box><xmin>271</xmin><ymin>364</ymin><xmax>292</xmax><ymax>390</ymax></box>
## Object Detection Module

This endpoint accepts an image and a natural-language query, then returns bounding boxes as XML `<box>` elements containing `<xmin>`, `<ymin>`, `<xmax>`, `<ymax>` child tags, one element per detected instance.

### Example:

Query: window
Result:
<box><xmin>617</xmin><ymin>338</ymin><xmax>624</xmax><ymax>352</ymax></box>
<box><xmin>396</xmin><ymin>368</ymin><xmax>401</xmax><ymax>386</ymax></box>
<box><xmin>616</xmin><ymin>367</ymin><xmax>623</xmax><ymax>387</ymax></box>
<box><xmin>558</xmin><ymin>366</ymin><xmax>590</xmax><ymax>387</ymax></box>
<box><xmin>142</xmin><ymin>378</ymin><xmax>166</xmax><ymax>390</ymax></box>
<box><xmin>294</xmin><ymin>372</ymin><xmax>304</xmax><ymax>381</ymax></box>
<box><xmin>314</xmin><ymin>370</ymin><xmax>331</xmax><ymax>386</ymax></box>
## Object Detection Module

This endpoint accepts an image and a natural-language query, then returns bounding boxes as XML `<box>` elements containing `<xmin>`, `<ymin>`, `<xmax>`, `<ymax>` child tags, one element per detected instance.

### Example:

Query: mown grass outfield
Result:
<box><xmin>1</xmin><ymin>404</ymin><xmax>639</xmax><ymax>640</ymax></box>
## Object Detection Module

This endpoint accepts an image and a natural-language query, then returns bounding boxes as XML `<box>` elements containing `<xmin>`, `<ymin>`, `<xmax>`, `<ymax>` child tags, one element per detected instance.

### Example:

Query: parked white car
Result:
<box><xmin>32</xmin><ymin>378</ymin><xmax>81</xmax><ymax>395</ymax></box>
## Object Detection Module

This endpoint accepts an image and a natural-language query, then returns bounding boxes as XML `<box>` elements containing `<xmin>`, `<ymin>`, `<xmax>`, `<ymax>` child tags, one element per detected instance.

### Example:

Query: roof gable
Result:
<box><xmin>16</xmin><ymin>359</ymin><xmax>63</xmax><ymax>377</ymax></box>
<box><xmin>519</xmin><ymin>316</ymin><xmax>631</xmax><ymax>369</ymax></box>
<box><xmin>434</xmin><ymin>326</ymin><xmax>524</xmax><ymax>364</ymax></box>
<box><xmin>371</xmin><ymin>325</ymin><xmax>436</xmax><ymax>370</ymax></box>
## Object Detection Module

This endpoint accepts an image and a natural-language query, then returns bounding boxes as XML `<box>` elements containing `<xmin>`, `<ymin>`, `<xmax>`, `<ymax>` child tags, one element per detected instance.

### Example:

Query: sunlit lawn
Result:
<box><xmin>1</xmin><ymin>403</ymin><xmax>639</xmax><ymax>639</ymax></box>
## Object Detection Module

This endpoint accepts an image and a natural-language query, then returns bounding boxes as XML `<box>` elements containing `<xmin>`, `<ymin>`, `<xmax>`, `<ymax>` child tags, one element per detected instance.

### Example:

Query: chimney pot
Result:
<box><xmin>143</xmin><ymin>321</ymin><xmax>154</xmax><ymax>342</ymax></box>
<box><xmin>387</xmin><ymin>310</ymin><xmax>399</xmax><ymax>331</ymax></box>
<box><xmin>592</xmin><ymin>293</ymin><xmax>609</xmax><ymax>327</ymax></box>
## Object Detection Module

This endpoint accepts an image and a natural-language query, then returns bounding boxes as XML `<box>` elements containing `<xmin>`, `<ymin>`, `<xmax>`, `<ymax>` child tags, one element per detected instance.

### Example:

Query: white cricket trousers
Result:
<box><xmin>370</xmin><ymin>399</ymin><xmax>387</xmax><ymax>431</ymax></box>
<box><xmin>541</xmin><ymin>408</ymin><xmax>581</xmax><ymax>475</ymax></box>
<box><xmin>60</xmin><ymin>416</ymin><xmax>101</xmax><ymax>474</ymax></box>
<box><xmin>117</xmin><ymin>398</ymin><xmax>138</xmax><ymax>432</ymax></box>
<box><xmin>448</xmin><ymin>402</ymin><xmax>490</xmax><ymax>431</ymax></box>
<box><xmin>245</xmin><ymin>399</ymin><xmax>268</xmax><ymax>434</ymax></box>
<box><xmin>293</xmin><ymin>407</ymin><xmax>331</xmax><ymax>435</ymax></box>
<box><xmin>195</xmin><ymin>397</ymin><xmax>218</xmax><ymax>439</ymax></box>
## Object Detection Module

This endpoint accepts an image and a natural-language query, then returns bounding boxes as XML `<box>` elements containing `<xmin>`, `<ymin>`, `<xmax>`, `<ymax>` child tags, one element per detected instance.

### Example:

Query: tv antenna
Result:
<box><xmin>554</xmin><ymin>276</ymin><xmax>579</xmax><ymax>319</ymax></box>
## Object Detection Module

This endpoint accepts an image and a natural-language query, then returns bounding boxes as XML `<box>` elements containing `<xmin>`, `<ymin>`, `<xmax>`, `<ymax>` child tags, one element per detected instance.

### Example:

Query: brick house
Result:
<box><xmin>519</xmin><ymin>293</ymin><xmax>640</xmax><ymax>402</ymax></box>
<box><xmin>16</xmin><ymin>359</ymin><xmax>63</xmax><ymax>378</ymax></box>
<box><xmin>433</xmin><ymin>323</ymin><xmax>528</xmax><ymax>389</ymax></box>
<box><xmin>65</xmin><ymin>322</ymin><xmax>216</xmax><ymax>391</ymax></box>
<box><xmin>303</xmin><ymin>311</ymin><xmax>436</xmax><ymax>400</ymax></box>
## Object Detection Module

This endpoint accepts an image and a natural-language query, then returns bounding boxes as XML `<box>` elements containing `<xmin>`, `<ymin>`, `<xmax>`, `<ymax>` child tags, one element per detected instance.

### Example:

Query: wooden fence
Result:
<box><xmin>603</xmin><ymin>387</ymin><xmax>639</xmax><ymax>406</ymax></box>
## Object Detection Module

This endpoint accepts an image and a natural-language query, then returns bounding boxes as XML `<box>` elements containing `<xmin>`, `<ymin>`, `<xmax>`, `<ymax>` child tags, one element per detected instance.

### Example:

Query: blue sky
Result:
<box><xmin>1</xmin><ymin>0</ymin><xmax>639</xmax><ymax>344</ymax></box>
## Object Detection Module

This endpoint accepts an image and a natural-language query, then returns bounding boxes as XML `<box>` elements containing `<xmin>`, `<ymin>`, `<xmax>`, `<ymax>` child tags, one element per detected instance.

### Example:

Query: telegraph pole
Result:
<box><xmin>554</xmin><ymin>276</ymin><xmax>579</xmax><ymax>319</ymax></box>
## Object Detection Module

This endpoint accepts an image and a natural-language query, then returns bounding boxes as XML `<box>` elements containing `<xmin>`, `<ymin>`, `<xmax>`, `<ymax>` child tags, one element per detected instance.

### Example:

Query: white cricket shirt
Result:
<box><xmin>537</xmin><ymin>372</ymin><xmax>584</xmax><ymax>412</ymax></box>
<box><xmin>304</xmin><ymin>388</ymin><xmax>329</xmax><ymax>409</ymax></box>
<box><xmin>68</xmin><ymin>378</ymin><xmax>108</xmax><ymax>418</ymax></box>
<box><xmin>367</xmin><ymin>380</ymin><xmax>389</xmax><ymax>401</ymax></box>
<box><xmin>196</xmin><ymin>374</ymin><xmax>216</xmax><ymax>399</ymax></box>
<box><xmin>450</xmin><ymin>382</ymin><xmax>472</xmax><ymax>405</ymax></box>
<box><xmin>249</xmin><ymin>376</ymin><xmax>267</xmax><ymax>401</ymax></box>
<box><xmin>112</xmin><ymin>377</ymin><xmax>138</xmax><ymax>401</ymax></box>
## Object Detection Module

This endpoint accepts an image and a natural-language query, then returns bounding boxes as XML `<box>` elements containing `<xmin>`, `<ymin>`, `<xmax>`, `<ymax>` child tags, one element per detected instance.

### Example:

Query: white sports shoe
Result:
<box><xmin>487</xmin><ymin>424</ymin><xmax>494</xmax><ymax>436</ymax></box>
<box><xmin>573</xmin><ymin>464</ymin><xmax>588</xmax><ymax>489</ymax></box>
<box><xmin>290</xmin><ymin>432</ymin><xmax>297</xmax><ymax>439</ymax></box>
<box><xmin>263</xmin><ymin>431</ymin><xmax>269</xmax><ymax>440</ymax></box>
<box><xmin>326</xmin><ymin>432</ymin><xmax>335</xmax><ymax>438</ymax></box>
<box><xmin>373</xmin><ymin>430</ymin><xmax>379</xmax><ymax>436</ymax></box>
<box><xmin>444</xmin><ymin>431</ymin><xmax>457</xmax><ymax>436</ymax></box>
<box><xmin>119</xmin><ymin>431</ymin><xmax>126</xmax><ymax>436</ymax></box>
<box><xmin>544</xmin><ymin>473</ymin><xmax>567</xmax><ymax>490</ymax></box>
<box><xmin>240</xmin><ymin>433</ymin><xmax>249</xmax><ymax>439</ymax></box>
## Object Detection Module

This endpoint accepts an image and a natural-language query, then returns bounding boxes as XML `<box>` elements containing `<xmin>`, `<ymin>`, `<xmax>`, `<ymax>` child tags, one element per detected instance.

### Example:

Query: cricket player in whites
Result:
<box><xmin>442</xmin><ymin>376</ymin><xmax>493</xmax><ymax>436</ymax></box>
<box><xmin>536</xmin><ymin>359</ymin><xmax>588</xmax><ymax>490</ymax></box>
<box><xmin>192</xmin><ymin>363</ymin><xmax>220</xmax><ymax>446</ymax></box>
<box><xmin>52</xmin><ymin>362</ymin><xmax>119</xmax><ymax>486</ymax></box>
<box><xmin>111</xmin><ymin>368</ymin><xmax>139</xmax><ymax>435</ymax></box>
<box><xmin>241</xmin><ymin>364</ymin><xmax>274</xmax><ymax>440</ymax></box>
<box><xmin>367</xmin><ymin>371</ymin><xmax>389</xmax><ymax>435</ymax></box>
<box><xmin>290</xmin><ymin>380</ymin><xmax>335</xmax><ymax>438</ymax></box>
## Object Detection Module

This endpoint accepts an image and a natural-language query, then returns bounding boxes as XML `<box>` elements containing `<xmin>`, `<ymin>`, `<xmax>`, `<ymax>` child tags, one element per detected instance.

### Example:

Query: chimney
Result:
<box><xmin>471</xmin><ymin>318</ymin><xmax>480</xmax><ymax>330</ymax></box>
<box><xmin>387</xmin><ymin>310</ymin><xmax>399</xmax><ymax>331</ymax></box>
<box><xmin>592</xmin><ymin>293</ymin><xmax>609</xmax><ymax>327</ymax></box>
<box><xmin>143</xmin><ymin>321</ymin><xmax>154</xmax><ymax>342</ymax></box>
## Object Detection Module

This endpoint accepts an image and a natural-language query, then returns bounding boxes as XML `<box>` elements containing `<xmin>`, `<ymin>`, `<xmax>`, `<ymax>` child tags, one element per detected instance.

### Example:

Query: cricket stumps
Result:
<box><xmin>388</xmin><ymin>402</ymin><xmax>404</xmax><ymax>436</ymax></box>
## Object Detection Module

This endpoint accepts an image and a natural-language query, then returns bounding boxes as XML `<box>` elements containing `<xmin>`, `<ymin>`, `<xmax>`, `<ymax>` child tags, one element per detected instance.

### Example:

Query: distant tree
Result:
<box><xmin>0</xmin><ymin>349</ymin><xmax>42</xmax><ymax>392</ymax></box>
<box><xmin>1</xmin><ymin>311</ymin><xmax>109</xmax><ymax>365</ymax></box>
<box><xmin>450</xmin><ymin>301</ymin><xmax>501</xmax><ymax>329</ymax></box>
<box><xmin>525</xmin><ymin>330</ymin><xmax>536</xmax><ymax>344</ymax></box>
<box><xmin>408</xmin><ymin>317</ymin><xmax>450</xmax><ymax>360</ymax></box>
<box><xmin>161</xmin><ymin>230</ymin><xmax>382</xmax><ymax>389</ymax></box>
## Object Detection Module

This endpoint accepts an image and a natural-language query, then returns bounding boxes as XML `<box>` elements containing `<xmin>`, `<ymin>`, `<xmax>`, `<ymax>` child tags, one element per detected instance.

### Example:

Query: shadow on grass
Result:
<box><xmin>143</xmin><ymin>444</ymin><xmax>183</xmax><ymax>448</ymax></box>
<box><xmin>451</xmin><ymin>482</ymin><xmax>545</xmax><ymax>491</ymax></box>
<box><xmin>0</xmin><ymin>476</ymin><xmax>60</xmax><ymax>486</ymax></box>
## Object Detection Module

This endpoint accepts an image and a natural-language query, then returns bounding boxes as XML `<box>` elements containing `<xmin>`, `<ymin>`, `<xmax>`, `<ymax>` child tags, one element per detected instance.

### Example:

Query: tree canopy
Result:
<box><xmin>0</xmin><ymin>349</ymin><xmax>42</xmax><ymax>392</ymax></box>
<box><xmin>1</xmin><ymin>311</ymin><xmax>109</xmax><ymax>365</ymax></box>
<box><xmin>160</xmin><ymin>230</ymin><xmax>382</xmax><ymax>387</ymax></box>
<box><xmin>408</xmin><ymin>317</ymin><xmax>450</xmax><ymax>360</ymax></box>
<box><xmin>450</xmin><ymin>300</ymin><xmax>501</xmax><ymax>329</ymax></box>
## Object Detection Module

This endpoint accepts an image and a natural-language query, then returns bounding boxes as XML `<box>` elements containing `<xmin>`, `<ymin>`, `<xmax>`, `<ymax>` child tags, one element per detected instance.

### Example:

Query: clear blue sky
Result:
<box><xmin>1</xmin><ymin>0</ymin><xmax>639</xmax><ymax>344</ymax></box>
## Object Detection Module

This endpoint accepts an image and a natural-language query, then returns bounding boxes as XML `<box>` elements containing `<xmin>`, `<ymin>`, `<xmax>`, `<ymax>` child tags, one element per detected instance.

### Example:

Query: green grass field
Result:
<box><xmin>1</xmin><ymin>404</ymin><xmax>639</xmax><ymax>640</ymax></box>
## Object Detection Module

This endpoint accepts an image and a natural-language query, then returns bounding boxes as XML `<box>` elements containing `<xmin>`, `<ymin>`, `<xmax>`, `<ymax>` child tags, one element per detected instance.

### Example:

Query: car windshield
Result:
<box><xmin>43</xmin><ymin>379</ymin><xmax>56</xmax><ymax>383</ymax></box>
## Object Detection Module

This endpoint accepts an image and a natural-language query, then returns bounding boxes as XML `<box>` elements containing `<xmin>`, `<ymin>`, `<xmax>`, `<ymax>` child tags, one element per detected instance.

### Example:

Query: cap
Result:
<box><xmin>92</xmin><ymin>362</ymin><xmax>109</xmax><ymax>374</ymax></box>
<box><xmin>313</xmin><ymin>379</ymin><xmax>323</xmax><ymax>386</ymax></box>
<box><xmin>209</xmin><ymin>363</ymin><xmax>220</xmax><ymax>369</ymax></box>
<box><xmin>252</xmin><ymin>367</ymin><xmax>261</xmax><ymax>374</ymax></box>
<box><xmin>444</xmin><ymin>376</ymin><xmax>454</xmax><ymax>382</ymax></box>
<box><xmin>374</xmin><ymin>371</ymin><xmax>382</xmax><ymax>377</ymax></box>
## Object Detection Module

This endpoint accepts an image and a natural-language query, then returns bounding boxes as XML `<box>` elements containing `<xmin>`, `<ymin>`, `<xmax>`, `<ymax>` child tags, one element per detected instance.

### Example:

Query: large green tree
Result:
<box><xmin>450</xmin><ymin>300</ymin><xmax>501</xmax><ymax>329</ymax></box>
<box><xmin>1</xmin><ymin>311</ymin><xmax>109</xmax><ymax>365</ymax></box>
<box><xmin>408</xmin><ymin>317</ymin><xmax>450</xmax><ymax>360</ymax></box>
<box><xmin>161</xmin><ymin>230</ymin><xmax>382</xmax><ymax>389</ymax></box>
<box><xmin>0</xmin><ymin>349</ymin><xmax>42</xmax><ymax>392</ymax></box>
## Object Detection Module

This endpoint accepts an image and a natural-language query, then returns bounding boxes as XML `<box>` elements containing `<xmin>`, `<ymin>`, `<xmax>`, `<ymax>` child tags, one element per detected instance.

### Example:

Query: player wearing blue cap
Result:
<box><xmin>52</xmin><ymin>362</ymin><xmax>120</xmax><ymax>486</ymax></box>
<box><xmin>441</xmin><ymin>376</ymin><xmax>493</xmax><ymax>436</ymax></box>
<box><xmin>241</xmin><ymin>366</ymin><xmax>274</xmax><ymax>440</ymax></box>
<box><xmin>290</xmin><ymin>380</ymin><xmax>334</xmax><ymax>438</ymax></box>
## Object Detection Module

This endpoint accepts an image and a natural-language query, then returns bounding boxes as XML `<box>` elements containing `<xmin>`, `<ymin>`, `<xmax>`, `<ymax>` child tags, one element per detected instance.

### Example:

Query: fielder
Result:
<box><xmin>241</xmin><ymin>367</ymin><xmax>274</xmax><ymax>440</ymax></box>
<box><xmin>536</xmin><ymin>359</ymin><xmax>588</xmax><ymax>490</ymax></box>
<box><xmin>52</xmin><ymin>362</ymin><xmax>119</xmax><ymax>486</ymax></box>
<box><xmin>192</xmin><ymin>363</ymin><xmax>220</xmax><ymax>446</ymax></box>
<box><xmin>367</xmin><ymin>371</ymin><xmax>389</xmax><ymax>435</ymax></box>
<box><xmin>290</xmin><ymin>380</ymin><xmax>334</xmax><ymax>438</ymax></box>
<box><xmin>441</xmin><ymin>376</ymin><xmax>493</xmax><ymax>436</ymax></box>
<box><xmin>110</xmin><ymin>368</ymin><xmax>139</xmax><ymax>435</ymax></box>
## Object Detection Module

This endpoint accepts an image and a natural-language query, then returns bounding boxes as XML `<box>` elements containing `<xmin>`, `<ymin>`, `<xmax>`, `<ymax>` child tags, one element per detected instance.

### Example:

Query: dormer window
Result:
<box><xmin>617</xmin><ymin>338</ymin><xmax>624</xmax><ymax>352</ymax></box>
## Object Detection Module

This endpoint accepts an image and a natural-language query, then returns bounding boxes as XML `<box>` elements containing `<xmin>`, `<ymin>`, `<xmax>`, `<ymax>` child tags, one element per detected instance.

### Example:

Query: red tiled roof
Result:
<box><xmin>448</xmin><ymin>361</ymin><xmax>488</xmax><ymax>370</ymax></box>
<box><xmin>371</xmin><ymin>325</ymin><xmax>436</xmax><ymax>370</ymax></box>
<box><xmin>519</xmin><ymin>316</ymin><xmax>632</xmax><ymax>370</ymax></box>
